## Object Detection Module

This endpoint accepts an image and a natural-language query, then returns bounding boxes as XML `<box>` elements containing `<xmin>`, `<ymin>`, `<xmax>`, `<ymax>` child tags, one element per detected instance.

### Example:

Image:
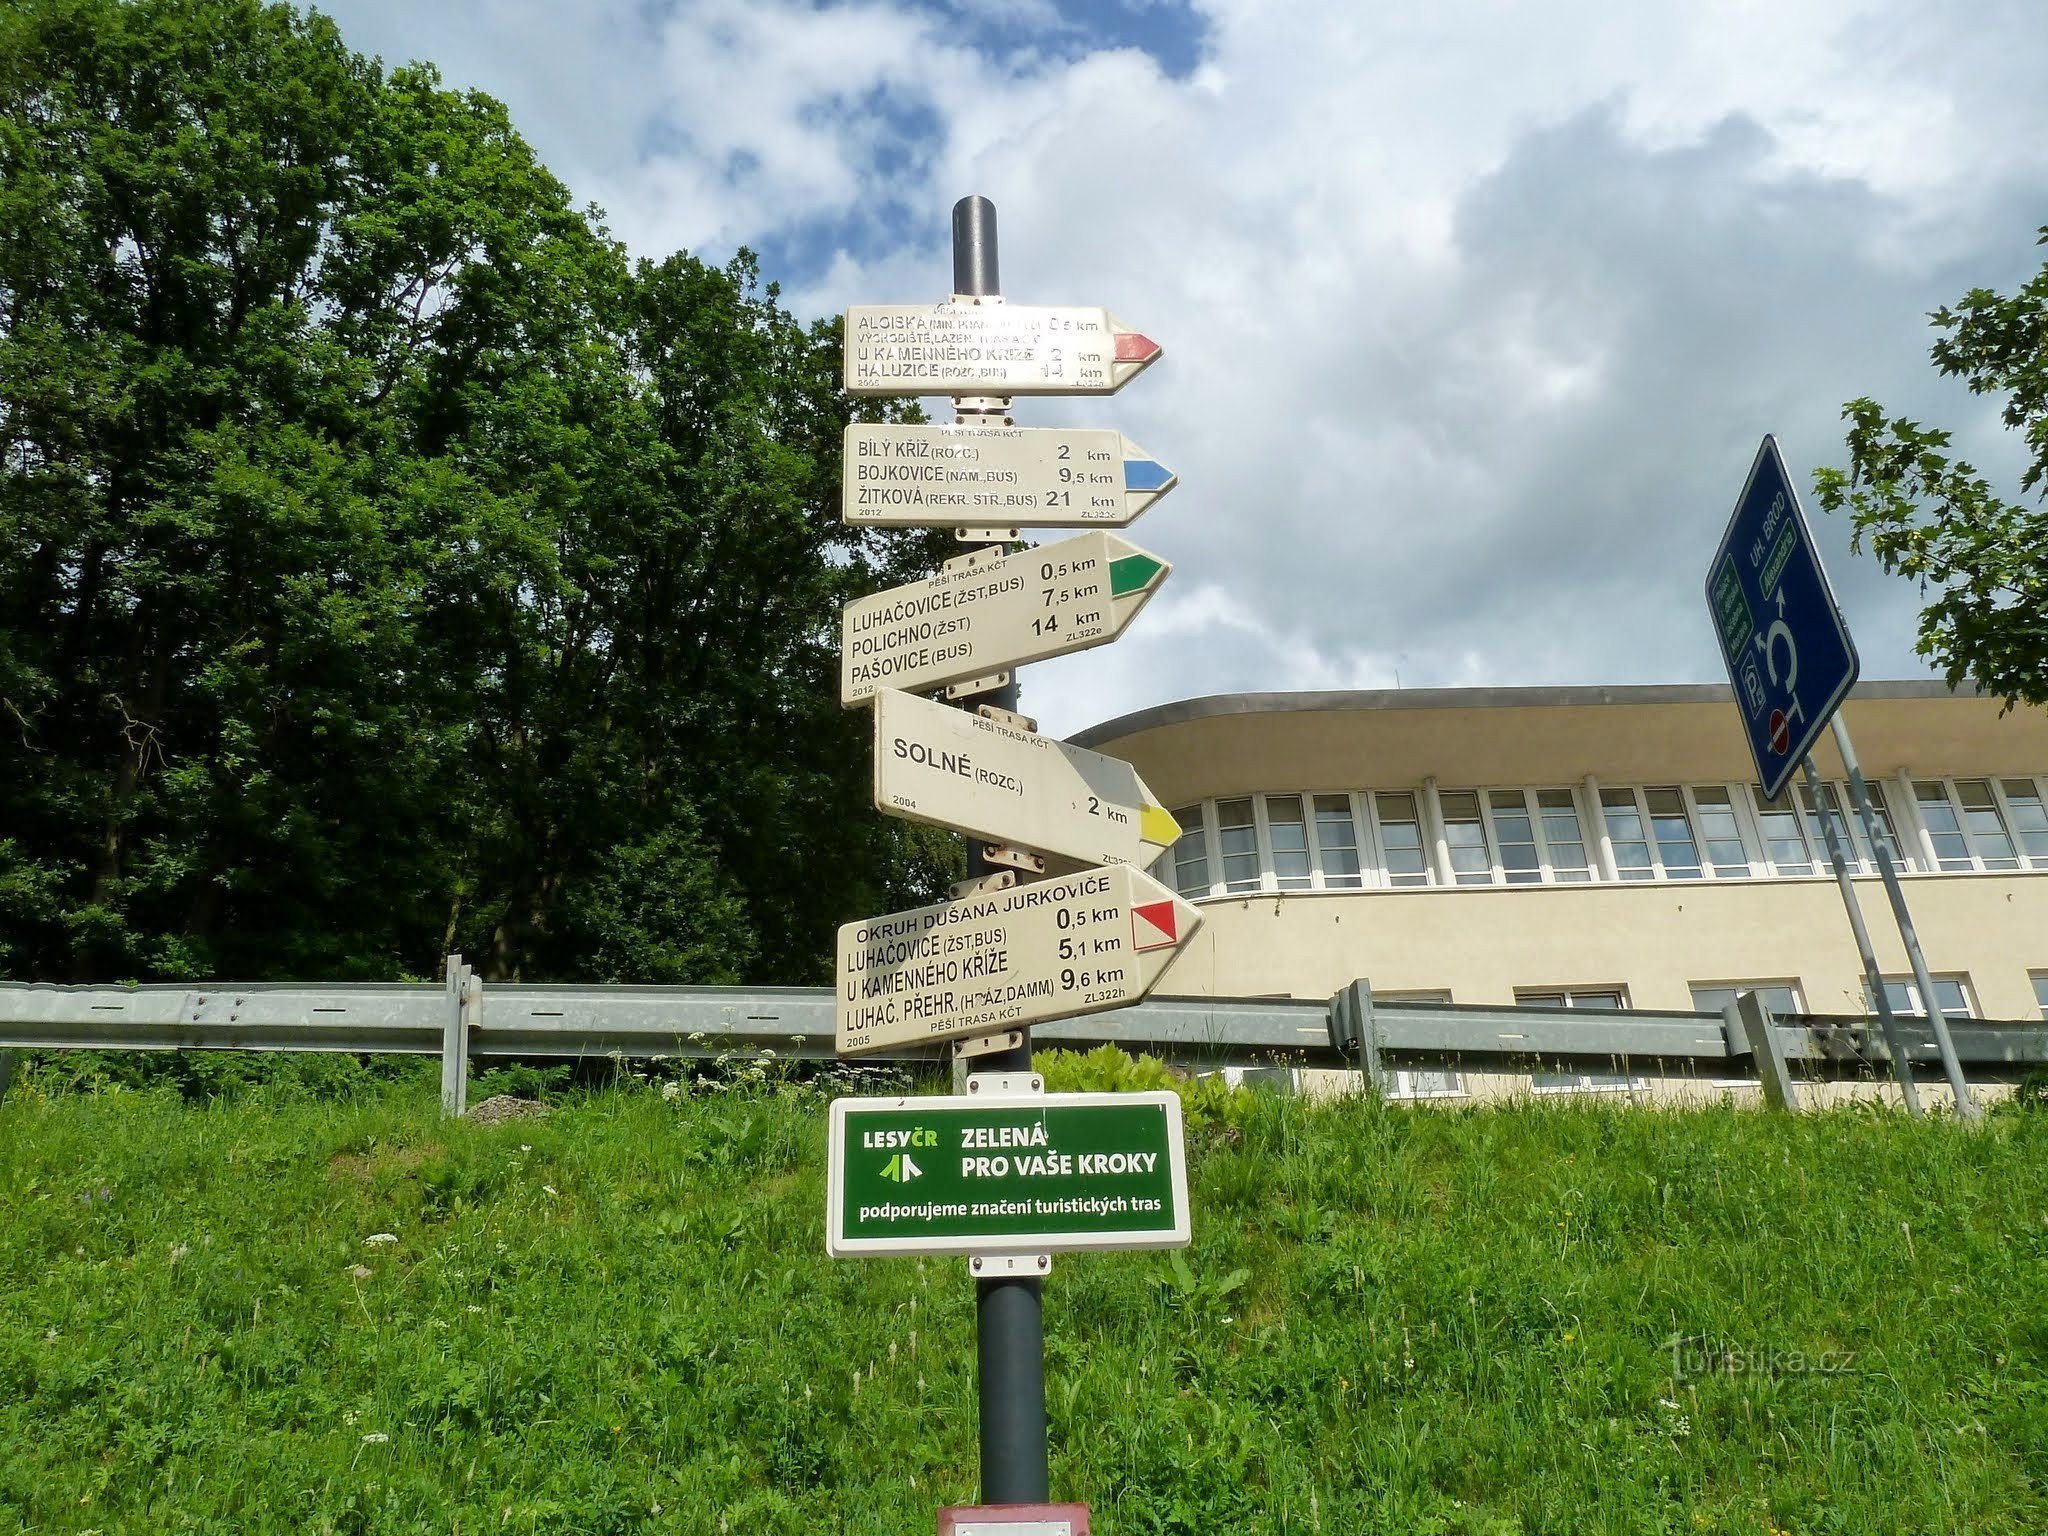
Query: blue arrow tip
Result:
<box><xmin>1123</xmin><ymin>458</ymin><xmax>1174</xmax><ymax>492</ymax></box>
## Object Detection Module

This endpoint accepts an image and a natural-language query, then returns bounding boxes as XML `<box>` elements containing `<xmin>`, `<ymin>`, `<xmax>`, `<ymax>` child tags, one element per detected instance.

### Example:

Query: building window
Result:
<box><xmin>1265</xmin><ymin>794</ymin><xmax>1313</xmax><ymax>890</ymax></box>
<box><xmin>1486</xmin><ymin>790</ymin><xmax>1542</xmax><ymax>884</ymax></box>
<box><xmin>1797</xmin><ymin>779</ymin><xmax>1865</xmax><ymax>873</ymax></box>
<box><xmin>1913</xmin><ymin>781</ymin><xmax>1974</xmax><ymax>870</ymax></box>
<box><xmin>1372</xmin><ymin>792</ymin><xmax>1431</xmax><ymax>887</ymax></box>
<box><xmin>1600</xmin><ymin>790</ymin><xmax>1655</xmax><ymax>880</ymax></box>
<box><xmin>1691</xmin><ymin>787</ymin><xmax>1752</xmax><ymax>877</ymax></box>
<box><xmin>1161</xmin><ymin>806</ymin><xmax>1208</xmax><ymax>899</ymax></box>
<box><xmin>1689</xmin><ymin>982</ymin><xmax>1801</xmax><ymax>1019</ymax></box>
<box><xmin>1689</xmin><ymin>983</ymin><xmax>1802</xmax><ymax>1086</ymax></box>
<box><xmin>1752</xmin><ymin>784</ymin><xmax>1817</xmax><ymax>875</ymax></box>
<box><xmin>1515</xmin><ymin>988</ymin><xmax>1637</xmax><ymax>1091</ymax></box>
<box><xmin>1374</xmin><ymin>990</ymin><xmax>1464</xmax><ymax>1098</ymax></box>
<box><xmin>1645</xmin><ymin>787</ymin><xmax>1702</xmax><ymax>879</ymax></box>
<box><xmin>1911</xmin><ymin>777</ymin><xmax>2048</xmax><ymax>872</ymax></box>
<box><xmin>1437</xmin><ymin>790</ymin><xmax>1492</xmax><ymax>885</ymax></box>
<box><xmin>1314</xmin><ymin>794</ymin><xmax>1365</xmax><ymax>888</ymax></box>
<box><xmin>2033</xmin><ymin>973</ymin><xmax>2048</xmax><ymax>1020</ymax></box>
<box><xmin>1602</xmin><ymin>786</ymin><xmax>1746</xmax><ymax>880</ymax></box>
<box><xmin>1870</xmin><ymin>975</ymin><xmax>1975</xmax><ymax>1019</ymax></box>
<box><xmin>1537</xmin><ymin>789</ymin><xmax>1592</xmax><ymax>880</ymax></box>
<box><xmin>1215</xmin><ymin>797</ymin><xmax>1260</xmax><ymax>892</ymax></box>
<box><xmin>2004</xmin><ymin>780</ymin><xmax>2048</xmax><ymax>867</ymax></box>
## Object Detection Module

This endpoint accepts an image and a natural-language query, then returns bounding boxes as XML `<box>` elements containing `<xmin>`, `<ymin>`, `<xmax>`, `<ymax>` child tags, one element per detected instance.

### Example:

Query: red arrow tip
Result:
<box><xmin>1114</xmin><ymin>331</ymin><xmax>1161</xmax><ymax>363</ymax></box>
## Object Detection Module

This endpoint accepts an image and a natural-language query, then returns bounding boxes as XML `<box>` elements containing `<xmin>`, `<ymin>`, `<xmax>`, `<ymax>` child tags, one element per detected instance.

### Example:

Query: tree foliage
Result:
<box><xmin>0</xmin><ymin>0</ymin><xmax>955</xmax><ymax>984</ymax></box>
<box><xmin>1814</xmin><ymin>225</ymin><xmax>2048</xmax><ymax>713</ymax></box>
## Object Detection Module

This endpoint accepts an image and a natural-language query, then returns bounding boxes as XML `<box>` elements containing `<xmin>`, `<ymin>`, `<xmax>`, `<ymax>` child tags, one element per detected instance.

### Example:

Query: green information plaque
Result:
<box><xmin>826</xmin><ymin>1090</ymin><xmax>1190</xmax><ymax>1257</ymax></box>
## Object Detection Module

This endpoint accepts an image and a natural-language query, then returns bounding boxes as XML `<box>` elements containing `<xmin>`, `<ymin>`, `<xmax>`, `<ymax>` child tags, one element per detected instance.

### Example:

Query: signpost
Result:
<box><xmin>1705</xmin><ymin>435</ymin><xmax>1977</xmax><ymax>1119</ymax></box>
<box><xmin>841</xmin><ymin>531</ymin><xmax>1170</xmax><ymax>705</ymax></box>
<box><xmin>842</xmin><ymin>424</ymin><xmax>1176</xmax><ymax>529</ymax></box>
<box><xmin>845</xmin><ymin>304</ymin><xmax>1160</xmax><ymax>396</ymax></box>
<box><xmin>873</xmin><ymin>688</ymin><xmax>1181</xmax><ymax>871</ymax></box>
<box><xmin>826</xmin><ymin>1091</ymin><xmax>1190</xmax><ymax>1257</ymax></box>
<box><xmin>836</xmin><ymin>863</ymin><xmax>1201</xmax><ymax>1057</ymax></box>
<box><xmin>834</xmin><ymin>195</ymin><xmax>1187</xmax><ymax>1519</ymax></box>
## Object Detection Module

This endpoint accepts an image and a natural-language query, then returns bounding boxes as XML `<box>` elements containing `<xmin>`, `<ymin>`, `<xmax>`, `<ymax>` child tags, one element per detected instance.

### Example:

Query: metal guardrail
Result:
<box><xmin>2</xmin><ymin>967</ymin><xmax>2043</xmax><ymax>1114</ymax></box>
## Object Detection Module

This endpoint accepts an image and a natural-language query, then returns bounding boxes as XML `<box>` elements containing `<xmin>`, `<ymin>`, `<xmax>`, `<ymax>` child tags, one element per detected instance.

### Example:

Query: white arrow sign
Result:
<box><xmin>874</xmin><ymin>689</ymin><xmax>1181</xmax><ymax>870</ymax></box>
<box><xmin>842</xmin><ymin>424</ymin><xmax>1176</xmax><ymax>529</ymax></box>
<box><xmin>844</xmin><ymin>304</ymin><xmax>1160</xmax><ymax>396</ymax></box>
<box><xmin>836</xmin><ymin>863</ymin><xmax>1202</xmax><ymax>1056</ymax></box>
<box><xmin>841</xmin><ymin>531</ymin><xmax>1169</xmax><ymax>705</ymax></box>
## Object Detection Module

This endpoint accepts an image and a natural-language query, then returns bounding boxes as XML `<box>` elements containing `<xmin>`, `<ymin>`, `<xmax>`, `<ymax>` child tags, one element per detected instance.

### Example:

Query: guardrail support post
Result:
<box><xmin>0</xmin><ymin>1049</ymin><xmax>14</xmax><ymax>1105</ymax></box>
<box><xmin>441</xmin><ymin>955</ymin><xmax>472</xmax><ymax>1117</ymax></box>
<box><xmin>1328</xmin><ymin>981</ymin><xmax>1385</xmax><ymax>1096</ymax></box>
<box><xmin>1730</xmin><ymin>994</ymin><xmax>1798</xmax><ymax>1112</ymax></box>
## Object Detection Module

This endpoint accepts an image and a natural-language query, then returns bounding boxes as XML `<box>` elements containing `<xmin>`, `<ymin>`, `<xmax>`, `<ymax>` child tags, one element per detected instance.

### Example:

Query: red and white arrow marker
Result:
<box><xmin>844</xmin><ymin>303</ymin><xmax>1163</xmax><ymax>396</ymax></box>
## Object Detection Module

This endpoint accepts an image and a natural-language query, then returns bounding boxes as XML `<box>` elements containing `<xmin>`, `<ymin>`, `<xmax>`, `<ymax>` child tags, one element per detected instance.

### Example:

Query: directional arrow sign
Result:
<box><xmin>841</xmin><ymin>531</ymin><xmax>1169</xmax><ymax>705</ymax></box>
<box><xmin>873</xmin><ymin>688</ymin><xmax>1180</xmax><ymax>871</ymax></box>
<box><xmin>836</xmin><ymin>863</ymin><xmax>1202</xmax><ymax>1056</ymax></box>
<box><xmin>842</xmin><ymin>424</ymin><xmax>1175</xmax><ymax>528</ymax></box>
<box><xmin>827</xmin><ymin>1091</ymin><xmax>1190</xmax><ymax>1256</ymax></box>
<box><xmin>844</xmin><ymin>304</ymin><xmax>1160</xmax><ymax>396</ymax></box>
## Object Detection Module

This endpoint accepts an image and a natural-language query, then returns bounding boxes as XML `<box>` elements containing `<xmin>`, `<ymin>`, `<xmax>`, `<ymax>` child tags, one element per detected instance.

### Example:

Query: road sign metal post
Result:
<box><xmin>952</xmin><ymin>194</ymin><xmax>1046</xmax><ymax>1509</ymax></box>
<box><xmin>1798</xmin><ymin>756</ymin><xmax>1923</xmax><ymax>1113</ymax></box>
<box><xmin>1831</xmin><ymin>715</ymin><xmax>1979</xmax><ymax>1120</ymax></box>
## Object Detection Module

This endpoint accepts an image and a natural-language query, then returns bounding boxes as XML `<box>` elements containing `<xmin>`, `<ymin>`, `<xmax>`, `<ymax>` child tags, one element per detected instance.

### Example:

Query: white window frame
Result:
<box><xmin>1514</xmin><ymin>987</ymin><xmax>1642</xmax><ymax>1093</ymax></box>
<box><xmin>1305</xmin><ymin>790</ymin><xmax>1371</xmax><ymax>891</ymax></box>
<box><xmin>1433</xmin><ymin>786</ymin><xmax>1496</xmax><ymax>886</ymax></box>
<box><xmin>1907</xmin><ymin>776</ymin><xmax>2048</xmax><ymax>873</ymax></box>
<box><xmin>1464</xmin><ymin>787</ymin><xmax>1595</xmax><ymax>885</ymax></box>
<box><xmin>1872</xmin><ymin>974</ymin><xmax>1977</xmax><ymax>1019</ymax></box>
<box><xmin>2032</xmin><ymin>972</ymin><xmax>2048</xmax><ymax>1021</ymax></box>
<box><xmin>1597</xmin><ymin>785</ymin><xmax>1760</xmax><ymax>881</ymax></box>
<box><xmin>1367</xmin><ymin>789</ymin><xmax>1435</xmax><ymax>890</ymax></box>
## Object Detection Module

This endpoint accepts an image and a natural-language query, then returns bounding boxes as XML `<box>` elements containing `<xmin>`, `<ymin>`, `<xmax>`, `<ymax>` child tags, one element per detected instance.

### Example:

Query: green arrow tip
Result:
<box><xmin>1109</xmin><ymin>553</ymin><xmax>1167</xmax><ymax>597</ymax></box>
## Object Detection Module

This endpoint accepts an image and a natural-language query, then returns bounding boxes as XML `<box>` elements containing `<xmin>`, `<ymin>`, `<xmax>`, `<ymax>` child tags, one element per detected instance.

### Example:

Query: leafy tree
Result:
<box><xmin>1815</xmin><ymin>225</ymin><xmax>2048</xmax><ymax>712</ymax></box>
<box><xmin>0</xmin><ymin>0</ymin><xmax>952</xmax><ymax>985</ymax></box>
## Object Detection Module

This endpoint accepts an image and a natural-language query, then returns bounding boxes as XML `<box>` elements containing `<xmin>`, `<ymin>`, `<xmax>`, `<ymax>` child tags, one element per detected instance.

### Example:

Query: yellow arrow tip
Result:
<box><xmin>1140</xmin><ymin>803</ymin><xmax>1182</xmax><ymax>848</ymax></box>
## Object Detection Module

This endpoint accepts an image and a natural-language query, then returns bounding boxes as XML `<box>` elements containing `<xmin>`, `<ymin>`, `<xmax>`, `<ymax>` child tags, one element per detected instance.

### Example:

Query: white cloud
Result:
<box><xmin>315</xmin><ymin>0</ymin><xmax>2048</xmax><ymax>736</ymax></box>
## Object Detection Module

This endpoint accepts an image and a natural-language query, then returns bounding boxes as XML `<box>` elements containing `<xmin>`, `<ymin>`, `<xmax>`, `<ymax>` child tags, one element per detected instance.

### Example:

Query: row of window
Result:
<box><xmin>1372</xmin><ymin>973</ymin><xmax>2047</xmax><ymax>1099</ymax></box>
<box><xmin>1155</xmin><ymin>775</ymin><xmax>2048</xmax><ymax>897</ymax></box>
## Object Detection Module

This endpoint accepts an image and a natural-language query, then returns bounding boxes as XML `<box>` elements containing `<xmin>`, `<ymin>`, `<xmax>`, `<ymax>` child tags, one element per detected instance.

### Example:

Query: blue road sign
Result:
<box><xmin>1704</xmin><ymin>436</ymin><xmax>1860</xmax><ymax>801</ymax></box>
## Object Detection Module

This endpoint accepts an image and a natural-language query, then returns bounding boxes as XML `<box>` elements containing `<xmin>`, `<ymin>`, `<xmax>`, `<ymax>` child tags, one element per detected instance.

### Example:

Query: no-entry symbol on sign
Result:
<box><xmin>1768</xmin><ymin>708</ymin><xmax>1791</xmax><ymax>755</ymax></box>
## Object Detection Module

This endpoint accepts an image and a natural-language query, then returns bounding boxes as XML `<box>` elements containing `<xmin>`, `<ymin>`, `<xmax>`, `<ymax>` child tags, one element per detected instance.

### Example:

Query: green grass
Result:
<box><xmin>1</xmin><ymin>1075</ymin><xmax>2042</xmax><ymax>1534</ymax></box>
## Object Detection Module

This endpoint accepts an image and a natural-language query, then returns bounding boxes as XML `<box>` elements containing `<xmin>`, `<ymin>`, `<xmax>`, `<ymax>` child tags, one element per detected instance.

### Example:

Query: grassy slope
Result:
<box><xmin>0</xmin><ymin>1081</ymin><xmax>2042</xmax><ymax>1535</ymax></box>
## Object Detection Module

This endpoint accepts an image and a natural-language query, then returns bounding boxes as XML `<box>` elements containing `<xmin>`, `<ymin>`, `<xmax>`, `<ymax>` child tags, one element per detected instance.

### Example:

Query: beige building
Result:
<box><xmin>1073</xmin><ymin>682</ymin><xmax>2048</xmax><ymax>1099</ymax></box>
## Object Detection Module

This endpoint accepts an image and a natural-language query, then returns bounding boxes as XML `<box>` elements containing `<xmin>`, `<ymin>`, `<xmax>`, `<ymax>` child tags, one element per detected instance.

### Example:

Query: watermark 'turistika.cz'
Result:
<box><xmin>1665</xmin><ymin>1334</ymin><xmax>1859</xmax><ymax>1380</ymax></box>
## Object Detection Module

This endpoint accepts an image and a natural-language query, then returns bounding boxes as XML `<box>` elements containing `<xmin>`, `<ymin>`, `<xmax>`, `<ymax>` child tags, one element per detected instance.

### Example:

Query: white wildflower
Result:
<box><xmin>168</xmin><ymin>1243</ymin><xmax>190</xmax><ymax>1264</ymax></box>
<box><xmin>542</xmin><ymin>1185</ymin><xmax>559</xmax><ymax>1197</ymax></box>
<box><xmin>361</xmin><ymin>1432</ymin><xmax>389</xmax><ymax>1444</ymax></box>
<box><xmin>661</xmin><ymin>1081</ymin><xmax>681</xmax><ymax>1102</ymax></box>
<box><xmin>348</xmin><ymin>1265</ymin><xmax>373</xmax><ymax>1280</ymax></box>
<box><xmin>363</xmin><ymin>1233</ymin><xmax>397</xmax><ymax>1246</ymax></box>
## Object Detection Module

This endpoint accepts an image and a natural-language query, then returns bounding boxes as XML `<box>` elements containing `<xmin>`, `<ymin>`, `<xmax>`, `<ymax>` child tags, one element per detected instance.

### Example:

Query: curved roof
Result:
<box><xmin>1069</xmin><ymin>680</ymin><xmax>1976</xmax><ymax>750</ymax></box>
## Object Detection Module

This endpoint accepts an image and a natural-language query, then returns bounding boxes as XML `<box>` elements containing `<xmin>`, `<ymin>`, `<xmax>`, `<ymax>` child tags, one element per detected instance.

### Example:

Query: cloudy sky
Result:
<box><xmin>320</xmin><ymin>0</ymin><xmax>2048</xmax><ymax>736</ymax></box>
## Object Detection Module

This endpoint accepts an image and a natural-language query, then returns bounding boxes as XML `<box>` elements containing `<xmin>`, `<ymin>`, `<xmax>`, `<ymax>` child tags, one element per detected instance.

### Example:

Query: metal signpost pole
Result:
<box><xmin>952</xmin><ymin>194</ymin><xmax>1049</xmax><ymax>1506</ymax></box>
<box><xmin>1831</xmin><ymin>715</ymin><xmax>1979</xmax><ymax>1120</ymax></box>
<box><xmin>1799</xmin><ymin>756</ymin><xmax>1923</xmax><ymax>1114</ymax></box>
